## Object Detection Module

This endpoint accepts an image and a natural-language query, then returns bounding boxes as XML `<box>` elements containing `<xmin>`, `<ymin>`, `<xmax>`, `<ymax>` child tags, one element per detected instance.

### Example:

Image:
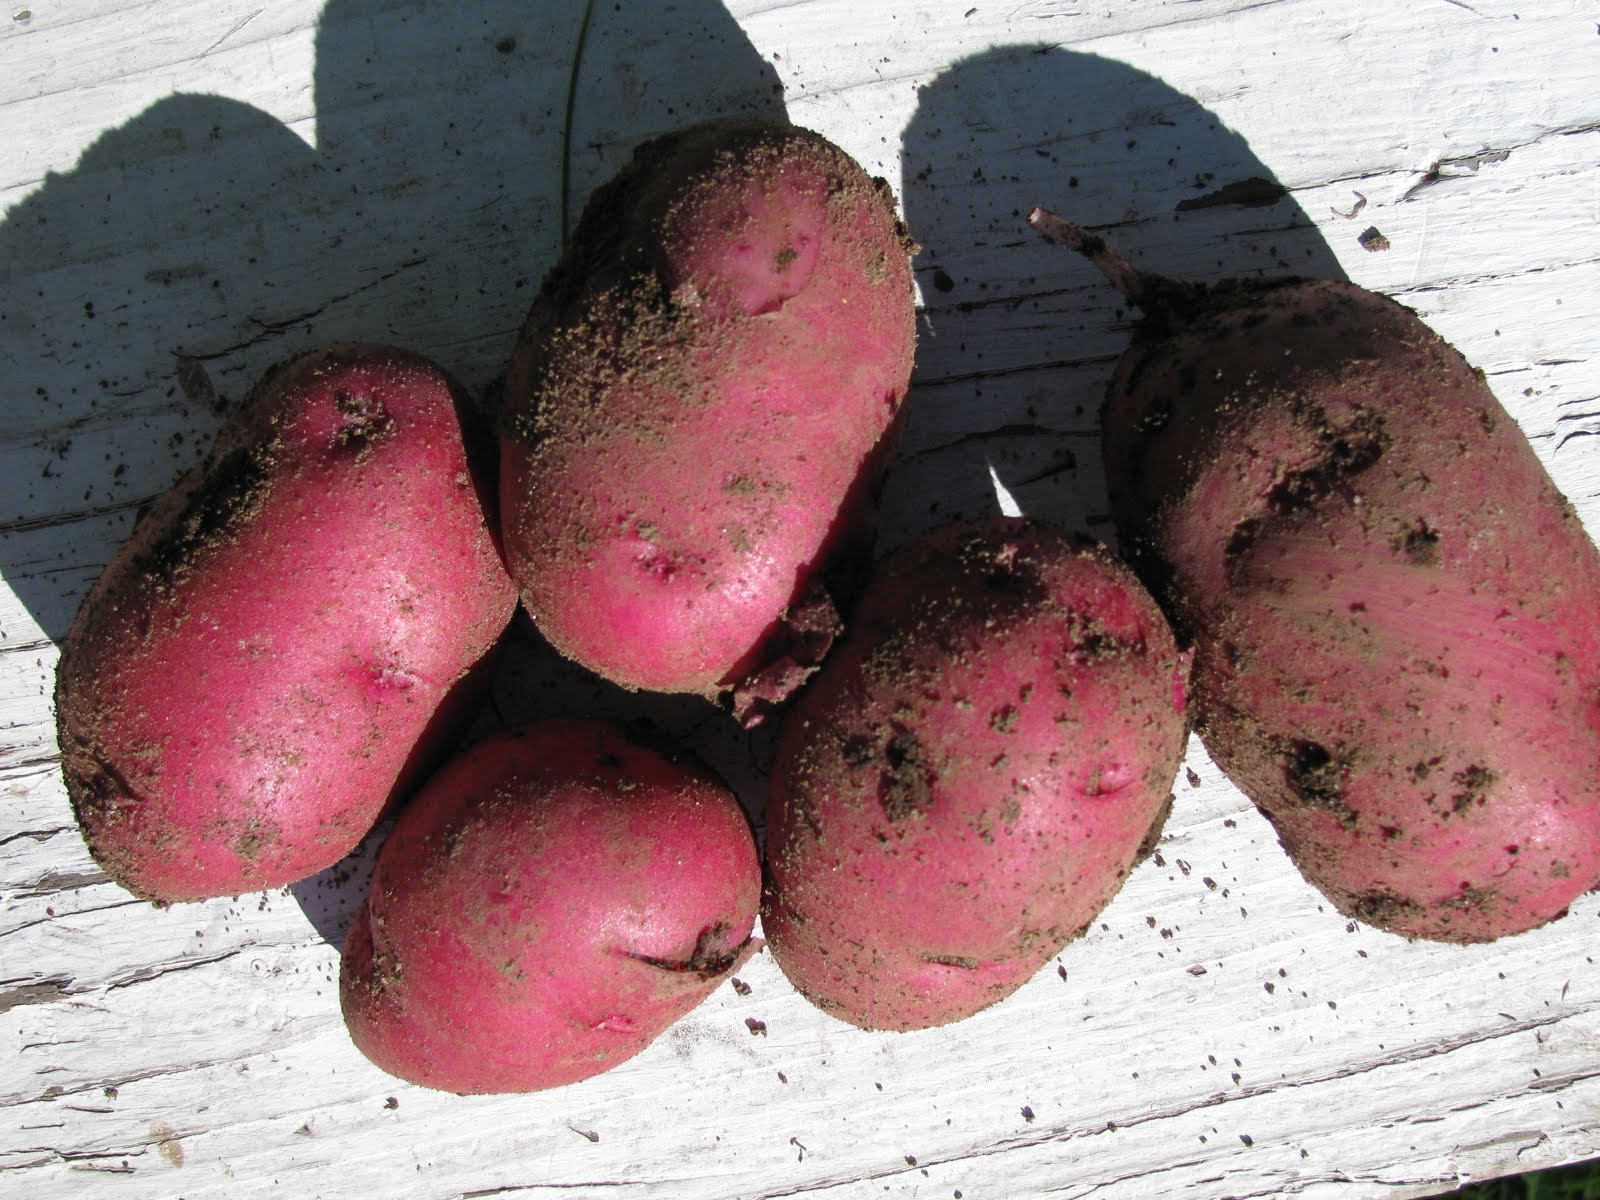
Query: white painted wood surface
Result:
<box><xmin>4</xmin><ymin>0</ymin><xmax>1600</xmax><ymax>1196</ymax></box>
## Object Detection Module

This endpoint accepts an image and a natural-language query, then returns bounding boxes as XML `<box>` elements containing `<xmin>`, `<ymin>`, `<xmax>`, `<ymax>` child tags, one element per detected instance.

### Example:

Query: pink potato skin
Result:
<box><xmin>763</xmin><ymin>518</ymin><xmax>1190</xmax><ymax>1031</ymax></box>
<box><xmin>500</xmin><ymin>118</ymin><xmax>916</xmax><ymax>713</ymax></box>
<box><xmin>339</xmin><ymin>720</ymin><xmax>760</xmax><ymax>1095</ymax></box>
<box><xmin>55</xmin><ymin>344</ymin><xmax>517</xmax><ymax>903</ymax></box>
<box><xmin>1100</xmin><ymin>277</ymin><xmax>1600</xmax><ymax>942</ymax></box>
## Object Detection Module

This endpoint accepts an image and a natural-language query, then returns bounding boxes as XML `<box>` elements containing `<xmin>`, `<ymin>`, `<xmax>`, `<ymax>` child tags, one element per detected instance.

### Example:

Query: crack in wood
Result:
<box><xmin>913</xmin><ymin>281</ymin><xmax>1124</xmax><ymax>320</ymax></box>
<box><xmin>1</xmin><ymin>948</ymin><xmax>243</xmax><ymax>1020</ymax></box>
<box><xmin>1529</xmin><ymin>1069</ymin><xmax>1600</xmax><ymax>1095</ymax></box>
<box><xmin>1182</xmin><ymin>1170</ymin><xmax>1459</xmax><ymax>1200</ymax></box>
<box><xmin>0</xmin><ymin>494</ymin><xmax>152</xmax><ymax>536</ymax></box>
<box><xmin>0</xmin><ymin>826</ymin><xmax>73</xmax><ymax>848</ymax></box>
<box><xmin>461</xmin><ymin>1184</ymin><xmax>643</xmax><ymax>1197</ymax></box>
<box><xmin>1557</xmin><ymin>427</ymin><xmax>1600</xmax><ymax>453</ymax></box>
<box><xmin>0</xmin><ymin>1151</ymin><xmax>63</xmax><ymax>1173</ymax></box>
<box><xmin>0</xmin><ymin>757</ymin><xmax>66</xmax><ymax>785</ymax></box>
<box><xmin>0</xmin><ymin>638</ymin><xmax>54</xmax><ymax>655</ymax></box>
<box><xmin>200</xmin><ymin>8</ymin><xmax>262</xmax><ymax>58</ymax></box>
<box><xmin>911</xmin><ymin>351</ymin><xmax>1122</xmax><ymax>391</ymax></box>
<box><xmin>1011</xmin><ymin>456</ymin><xmax>1082</xmax><ymax>487</ymax></box>
<box><xmin>13</xmin><ymin>868</ymin><xmax>111</xmax><ymax>899</ymax></box>
<box><xmin>104</xmin><ymin>948</ymin><xmax>246</xmax><ymax>992</ymax></box>
<box><xmin>0</xmin><ymin>898</ymin><xmax>146</xmax><ymax>947</ymax></box>
<box><xmin>1400</xmin><ymin>121</ymin><xmax>1600</xmax><ymax>202</ymax></box>
<box><xmin>182</xmin><ymin>259</ymin><xmax>426</xmax><ymax>363</ymax></box>
<box><xmin>1061</xmin><ymin>0</ymin><xmax>1296</xmax><ymax>49</ymax></box>
<box><xmin>1036</xmin><ymin>1153</ymin><xmax>1216</xmax><ymax>1198</ymax></box>
<box><xmin>1174</xmin><ymin>176</ymin><xmax>1289</xmax><ymax>212</ymax></box>
<box><xmin>920</xmin><ymin>422</ymin><xmax>1073</xmax><ymax>451</ymax></box>
<box><xmin>891</xmin><ymin>422</ymin><xmax>1087</xmax><ymax>485</ymax></box>
<box><xmin>1455</xmin><ymin>1127</ymin><xmax>1548</xmax><ymax>1157</ymax></box>
<box><xmin>4</xmin><ymin>1044</ymin><xmax>260</xmax><ymax>1112</ymax></box>
<box><xmin>5</xmin><ymin>1146</ymin><xmax>146</xmax><ymax>1171</ymax></box>
<box><xmin>1</xmin><ymin>1120</ymin><xmax>201</xmax><ymax>1175</ymax></box>
<box><xmin>1393</xmin><ymin>254</ymin><xmax>1600</xmax><ymax>299</ymax></box>
<box><xmin>0</xmin><ymin>975</ymin><xmax>72</xmax><ymax>1016</ymax></box>
<box><xmin>0</xmin><ymin>398</ymin><xmax>196</xmax><ymax>454</ymax></box>
<box><xmin>1233</xmin><ymin>121</ymin><xmax>1600</xmax><ymax>210</ymax></box>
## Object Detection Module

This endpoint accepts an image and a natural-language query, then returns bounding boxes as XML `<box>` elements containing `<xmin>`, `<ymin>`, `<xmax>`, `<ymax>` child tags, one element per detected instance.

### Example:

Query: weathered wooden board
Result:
<box><xmin>4</xmin><ymin>1</ymin><xmax>1600</xmax><ymax>1197</ymax></box>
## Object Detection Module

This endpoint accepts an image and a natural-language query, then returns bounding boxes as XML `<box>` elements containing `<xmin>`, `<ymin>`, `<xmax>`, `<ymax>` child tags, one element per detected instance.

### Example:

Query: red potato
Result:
<box><xmin>55</xmin><ymin>344</ymin><xmax>516</xmax><ymax>903</ymax></box>
<box><xmin>340</xmin><ymin>720</ymin><xmax>760</xmax><ymax>1095</ymax></box>
<box><xmin>763</xmin><ymin>517</ymin><xmax>1190</xmax><ymax>1031</ymax></box>
<box><xmin>1030</xmin><ymin>207</ymin><xmax>1600</xmax><ymax>942</ymax></box>
<box><xmin>500</xmin><ymin>117</ymin><xmax>917</xmax><ymax>723</ymax></box>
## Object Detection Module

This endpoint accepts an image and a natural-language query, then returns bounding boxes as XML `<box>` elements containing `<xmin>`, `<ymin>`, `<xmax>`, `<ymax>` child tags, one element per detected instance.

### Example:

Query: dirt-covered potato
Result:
<box><xmin>55</xmin><ymin>344</ymin><xmax>516</xmax><ymax>903</ymax></box>
<box><xmin>1032</xmin><ymin>206</ymin><xmax>1600</xmax><ymax>943</ymax></box>
<box><xmin>500</xmin><ymin>117</ymin><xmax>916</xmax><ymax>724</ymax></box>
<box><xmin>340</xmin><ymin>720</ymin><xmax>760</xmax><ymax>1094</ymax></box>
<box><xmin>763</xmin><ymin>517</ymin><xmax>1190</xmax><ymax>1030</ymax></box>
